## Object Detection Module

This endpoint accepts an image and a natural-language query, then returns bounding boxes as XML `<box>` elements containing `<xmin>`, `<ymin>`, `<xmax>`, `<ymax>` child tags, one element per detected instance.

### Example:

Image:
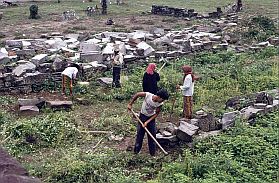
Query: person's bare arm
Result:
<box><xmin>142</xmin><ymin>106</ymin><xmax>161</xmax><ymax>127</ymax></box>
<box><xmin>127</xmin><ymin>92</ymin><xmax>146</xmax><ymax>110</ymax></box>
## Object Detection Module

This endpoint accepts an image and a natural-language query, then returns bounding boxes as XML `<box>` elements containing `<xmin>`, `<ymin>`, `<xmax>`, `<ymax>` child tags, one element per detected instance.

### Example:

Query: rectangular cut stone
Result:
<box><xmin>80</xmin><ymin>52</ymin><xmax>103</xmax><ymax>63</ymax></box>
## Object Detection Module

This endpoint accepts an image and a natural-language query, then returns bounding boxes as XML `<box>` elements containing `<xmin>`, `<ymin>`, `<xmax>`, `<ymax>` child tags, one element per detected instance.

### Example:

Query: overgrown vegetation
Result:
<box><xmin>154</xmin><ymin>112</ymin><xmax>279</xmax><ymax>183</ymax></box>
<box><xmin>0</xmin><ymin>47</ymin><xmax>278</xmax><ymax>182</ymax></box>
<box><xmin>242</xmin><ymin>15</ymin><xmax>279</xmax><ymax>42</ymax></box>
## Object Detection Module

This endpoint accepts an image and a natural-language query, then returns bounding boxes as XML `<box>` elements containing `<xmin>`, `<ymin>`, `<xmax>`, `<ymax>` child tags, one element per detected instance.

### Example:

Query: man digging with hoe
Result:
<box><xmin>128</xmin><ymin>89</ymin><xmax>169</xmax><ymax>156</ymax></box>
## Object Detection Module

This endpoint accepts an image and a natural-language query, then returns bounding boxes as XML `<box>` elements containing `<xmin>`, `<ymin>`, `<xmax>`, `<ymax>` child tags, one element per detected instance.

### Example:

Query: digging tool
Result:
<box><xmin>169</xmin><ymin>88</ymin><xmax>178</xmax><ymax>122</ymax></box>
<box><xmin>157</xmin><ymin>57</ymin><xmax>170</xmax><ymax>73</ymax></box>
<box><xmin>130</xmin><ymin>109</ymin><xmax>168</xmax><ymax>155</ymax></box>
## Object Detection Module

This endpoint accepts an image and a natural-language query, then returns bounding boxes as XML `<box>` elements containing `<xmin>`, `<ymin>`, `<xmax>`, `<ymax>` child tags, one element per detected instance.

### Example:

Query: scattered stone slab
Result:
<box><xmin>12</xmin><ymin>62</ymin><xmax>36</xmax><ymax>77</ymax></box>
<box><xmin>97</xmin><ymin>77</ymin><xmax>113</xmax><ymax>86</ymax></box>
<box><xmin>31</xmin><ymin>54</ymin><xmax>48</xmax><ymax>66</ymax></box>
<box><xmin>221</xmin><ymin>111</ymin><xmax>240</xmax><ymax>130</ymax></box>
<box><xmin>46</xmin><ymin>101</ymin><xmax>73</xmax><ymax>111</ymax></box>
<box><xmin>80</xmin><ymin>51</ymin><xmax>103</xmax><ymax>62</ymax></box>
<box><xmin>176</xmin><ymin>121</ymin><xmax>199</xmax><ymax>142</ymax></box>
<box><xmin>18</xmin><ymin>97</ymin><xmax>46</xmax><ymax>109</ymax></box>
<box><xmin>19</xmin><ymin>106</ymin><xmax>39</xmax><ymax>115</ymax></box>
<box><xmin>156</xmin><ymin>134</ymin><xmax>178</xmax><ymax>145</ymax></box>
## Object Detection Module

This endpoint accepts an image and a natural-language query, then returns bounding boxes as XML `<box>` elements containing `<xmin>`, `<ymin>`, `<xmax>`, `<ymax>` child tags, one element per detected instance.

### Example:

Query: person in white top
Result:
<box><xmin>128</xmin><ymin>89</ymin><xmax>169</xmax><ymax>156</ymax></box>
<box><xmin>112</xmin><ymin>49</ymin><xmax>124</xmax><ymax>88</ymax></box>
<box><xmin>177</xmin><ymin>65</ymin><xmax>198</xmax><ymax>119</ymax></box>
<box><xmin>61</xmin><ymin>63</ymin><xmax>82</xmax><ymax>96</ymax></box>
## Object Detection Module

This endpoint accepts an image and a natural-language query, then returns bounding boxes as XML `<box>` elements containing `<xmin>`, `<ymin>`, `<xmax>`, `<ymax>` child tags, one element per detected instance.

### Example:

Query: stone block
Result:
<box><xmin>176</xmin><ymin>121</ymin><xmax>199</xmax><ymax>142</ymax></box>
<box><xmin>18</xmin><ymin>97</ymin><xmax>46</xmax><ymax>109</ymax></box>
<box><xmin>46</xmin><ymin>101</ymin><xmax>73</xmax><ymax>111</ymax></box>
<box><xmin>13</xmin><ymin>62</ymin><xmax>36</xmax><ymax>77</ymax></box>
<box><xmin>136</xmin><ymin>42</ymin><xmax>154</xmax><ymax>56</ymax></box>
<box><xmin>221</xmin><ymin>111</ymin><xmax>240</xmax><ymax>130</ymax></box>
<box><xmin>31</xmin><ymin>54</ymin><xmax>48</xmax><ymax>66</ymax></box>
<box><xmin>97</xmin><ymin>77</ymin><xmax>113</xmax><ymax>86</ymax></box>
<box><xmin>19</xmin><ymin>106</ymin><xmax>39</xmax><ymax>115</ymax></box>
<box><xmin>80</xmin><ymin>52</ymin><xmax>103</xmax><ymax>63</ymax></box>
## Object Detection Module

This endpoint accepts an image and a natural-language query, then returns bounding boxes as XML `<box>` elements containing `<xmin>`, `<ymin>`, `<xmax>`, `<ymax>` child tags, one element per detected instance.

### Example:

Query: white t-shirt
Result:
<box><xmin>141</xmin><ymin>92</ymin><xmax>163</xmax><ymax>117</ymax></box>
<box><xmin>180</xmin><ymin>74</ymin><xmax>194</xmax><ymax>96</ymax></box>
<box><xmin>62</xmin><ymin>67</ymin><xmax>78</xmax><ymax>79</ymax></box>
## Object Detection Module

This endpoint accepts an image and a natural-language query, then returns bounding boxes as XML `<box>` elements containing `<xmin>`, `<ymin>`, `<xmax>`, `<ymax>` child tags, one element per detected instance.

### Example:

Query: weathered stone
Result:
<box><xmin>257</xmin><ymin>41</ymin><xmax>269</xmax><ymax>47</ymax></box>
<box><xmin>31</xmin><ymin>54</ymin><xmax>48</xmax><ymax>66</ymax></box>
<box><xmin>52</xmin><ymin>57</ymin><xmax>67</xmax><ymax>72</ymax></box>
<box><xmin>6</xmin><ymin>40</ymin><xmax>23</xmax><ymax>48</ymax></box>
<box><xmin>80</xmin><ymin>42</ymin><xmax>101</xmax><ymax>52</ymax></box>
<box><xmin>46</xmin><ymin>101</ymin><xmax>73</xmax><ymax>111</ymax></box>
<box><xmin>195</xmin><ymin>130</ymin><xmax>222</xmax><ymax>140</ymax></box>
<box><xmin>136</xmin><ymin>42</ymin><xmax>154</xmax><ymax>56</ymax></box>
<box><xmin>221</xmin><ymin>111</ymin><xmax>240</xmax><ymax>130</ymax></box>
<box><xmin>156</xmin><ymin>134</ymin><xmax>178</xmax><ymax>145</ymax></box>
<box><xmin>12</xmin><ymin>62</ymin><xmax>36</xmax><ymax>77</ymax></box>
<box><xmin>23</xmin><ymin>72</ymin><xmax>47</xmax><ymax>85</ymax></box>
<box><xmin>18</xmin><ymin>97</ymin><xmax>46</xmax><ymax>109</ymax></box>
<box><xmin>268</xmin><ymin>37</ymin><xmax>279</xmax><ymax>46</ymax></box>
<box><xmin>255</xmin><ymin>92</ymin><xmax>273</xmax><ymax>105</ymax></box>
<box><xmin>20</xmin><ymin>106</ymin><xmax>39</xmax><ymax>115</ymax></box>
<box><xmin>16</xmin><ymin>49</ymin><xmax>36</xmax><ymax>59</ymax></box>
<box><xmin>253</xmin><ymin>103</ymin><xmax>267</xmax><ymax>109</ymax></box>
<box><xmin>240</xmin><ymin>106</ymin><xmax>266</xmax><ymax>120</ymax></box>
<box><xmin>97</xmin><ymin>77</ymin><xmax>113</xmax><ymax>86</ymax></box>
<box><xmin>0</xmin><ymin>52</ymin><xmax>10</xmax><ymax>65</ymax></box>
<box><xmin>80</xmin><ymin>52</ymin><xmax>103</xmax><ymax>63</ymax></box>
<box><xmin>162</xmin><ymin>131</ymin><xmax>172</xmax><ymax>137</ymax></box>
<box><xmin>176</xmin><ymin>121</ymin><xmax>199</xmax><ymax>142</ymax></box>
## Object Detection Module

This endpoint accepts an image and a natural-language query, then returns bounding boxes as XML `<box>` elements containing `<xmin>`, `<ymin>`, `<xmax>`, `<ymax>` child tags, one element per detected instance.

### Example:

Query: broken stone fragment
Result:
<box><xmin>12</xmin><ymin>62</ymin><xmax>36</xmax><ymax>77</ymax></box>
<box><xmin>221</xmin><ymin>111</ymin><xmax>240</xmax><ymax>130</ymax></box>
<box><xmin>31</xmin><ymin>54</ymin><xmax>48</xmax><ymax>66</ymax></box>
<box><xmin>19</xmin><ymin>105</ymin><xmax>39</xmax><ymax>115</ymax></box>
<box><xmin>97</xmin><ymin>77</ymin><xmax>113</xmax><ymax>86</ymax></box>
<box><xmin>80</xmin><ymin>51</ymin><xmax>103</xmax><ymax>63</ymax></box>
<box><xmin>136</xmin><ymin>42</ymin><xmax>154</xmax><ymax>56</ymax></box>
<box><xmin>46</xmin><ymin>101</ymin><xmax>73</xmax><ymax>111</ymax></box>
<box><xmin>176</xmin><ymin>121</ymin><xmax>199</xmax><ymax>142</ymax></box>
<box><xmin>18</xmin><ymin>97</ymin><xmax>46</xmax><ymax>109</ymax></box>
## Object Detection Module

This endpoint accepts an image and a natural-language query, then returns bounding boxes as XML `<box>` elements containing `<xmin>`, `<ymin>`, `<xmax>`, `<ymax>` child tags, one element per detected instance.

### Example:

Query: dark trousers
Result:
<box><xmin>134</xmin><ymin>113</ymin><xmax>156</xmax><ymax>156</ymax></box>
<box><xmin>112</xmin><ymin>67</ymin><xmax>121</xmax><ymax>88</ymax></box>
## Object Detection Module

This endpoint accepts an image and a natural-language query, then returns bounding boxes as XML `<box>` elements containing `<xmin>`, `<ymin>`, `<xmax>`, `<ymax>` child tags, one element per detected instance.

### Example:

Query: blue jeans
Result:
<box><xmin>134</xmin><ymin>113</ymin><xmax>156</xmax><ymax>156</ymax></box>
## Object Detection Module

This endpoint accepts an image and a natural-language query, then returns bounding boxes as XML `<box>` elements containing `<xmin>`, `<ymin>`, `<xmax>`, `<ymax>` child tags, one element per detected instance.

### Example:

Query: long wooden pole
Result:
<box><xmin>131</xmin><ymin>109</ymin><xmax>168</xmax><ymax>155</ymax></box>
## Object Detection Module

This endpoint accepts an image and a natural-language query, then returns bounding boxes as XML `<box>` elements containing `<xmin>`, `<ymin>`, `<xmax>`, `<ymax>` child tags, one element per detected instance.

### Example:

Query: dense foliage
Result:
<box><xmin>154</xmin><ymin>112</ymin><xmax>279</xmax><ymax>183</ymax></box>
<box><xmin>0</xmin><ymin>47</ymin><xmax>278</xmax><ymax>182</ymax></box>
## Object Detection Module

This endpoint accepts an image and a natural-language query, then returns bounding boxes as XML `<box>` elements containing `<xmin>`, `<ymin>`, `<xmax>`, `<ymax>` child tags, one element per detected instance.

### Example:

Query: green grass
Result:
<box><xmin>0</xmin><ymin>0</ymin><xmax>278</xmax><ymax>26</ymax></box>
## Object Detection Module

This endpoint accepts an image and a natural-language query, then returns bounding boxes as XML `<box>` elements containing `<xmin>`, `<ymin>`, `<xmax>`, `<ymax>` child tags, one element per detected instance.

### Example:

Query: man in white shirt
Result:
<box><xmin>128</xmin><ymin>89</ymin><xmax>169</xmax><ymax>156</ymax></box>
<box><xmin>61</xmin><ymin>64</ymin><xmax>81</xmax><ymax>96</ymax></box>
<box><xmin>112</xmin><ymin>49</ymin><xmax>124</xmax><ymax>88</ymax></box>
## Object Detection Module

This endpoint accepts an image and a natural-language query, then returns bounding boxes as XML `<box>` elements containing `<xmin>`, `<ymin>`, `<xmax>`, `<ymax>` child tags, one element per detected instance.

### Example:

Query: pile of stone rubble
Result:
<box><xmin>156</xmin><ymin>89</ymin><xmax>279</xmax><ymax>146</ymax></box>
<box><xmin>151</xmin><ymin>5</ymin><xmax>223</xmax><ymax>19</ymax></box>
<box><xmin>1</xmin><ymin>14</ymin><xmax>278</xmax><ymax>93</ymax></box>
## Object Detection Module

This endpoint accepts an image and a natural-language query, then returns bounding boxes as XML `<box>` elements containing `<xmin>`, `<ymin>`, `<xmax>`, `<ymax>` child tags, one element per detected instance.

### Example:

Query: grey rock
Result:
<box><xmin>221</xmin><ymin>111</ymin><xmax>240</xmax><ymax>130</ymax></box>
<box><xmin>6</xmin><ymin>40</ymin><xmax>23</xmax><ymax>48</ymax></box>
<box><xmin>97</xmin><ymin>77</ymin><xmax>113</xmax><ymax>86</ymax></box>
<box><xmin>46</xmin><ymin>101</ymin><xmax>73</xmax><ymax>111</ymax></box>
<box><xmin>80</xmin><ymin>51</ymin><xmax>103</xmax><ymax>63</ymax></box>
<box><xmin>176</xmin><ymin>121</ymin><xmax>199</xmax><ymax>142</ymax></box>
<box><xmin>52</xmin><ymin>57</ymin><xmax>67</xmax><ymax>72</ymax></box>
<box><xmin>31</xmin><ymin>54</ymin><xmax>48</xmax><ymax>66</ymax></box>
<box><xmin>253</xmin><ymin>103</ymin><xmax>267</xmax><ymax>109</ymax></box>
<box><xmin>18</xmin><ymin>97</ymin><xmax>46</xmax><ymax>109</ymax></box>
<box><xmin>19</xmin><ymin>106</ymin><xmax>39</xmax><ymax>115</ymax></box>
<box><xmin>13</xmin><ymin>62</ymin><xmax>36</xmax><ymax>77</ymax></box>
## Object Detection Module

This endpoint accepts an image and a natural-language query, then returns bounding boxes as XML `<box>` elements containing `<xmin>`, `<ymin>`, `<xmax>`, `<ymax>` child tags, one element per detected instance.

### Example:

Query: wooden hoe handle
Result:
<box><xmin>131</xmin><ymin>109</ymin><xmax>168</xmax><ymax>155</ymax></box>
